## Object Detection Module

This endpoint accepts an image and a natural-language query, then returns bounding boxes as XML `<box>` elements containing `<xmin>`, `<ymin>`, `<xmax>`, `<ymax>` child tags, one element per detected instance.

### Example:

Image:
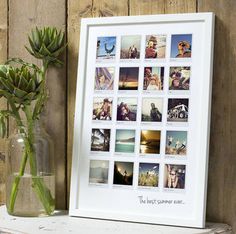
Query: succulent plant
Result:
<box><xmin>0</xmin><ymin>65</ymin><xmax>42</xmax><ymax>105</ymax></box>
<box><xmin>25</xmin><ymin>27</ymin><xmax>66</xmax><ymax>66</ymax></box>
<box><xmin>0</xmin><ymin>26</ymin><xmax>67</xmax><ymax>215</ymax></box>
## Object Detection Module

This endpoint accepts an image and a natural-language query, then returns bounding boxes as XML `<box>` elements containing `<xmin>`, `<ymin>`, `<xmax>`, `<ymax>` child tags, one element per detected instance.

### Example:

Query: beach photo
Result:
<box><xmin>167</xmin><ymin>98</ymin><xmax>189</xmax><ymax>122</ymax></box>
<box><xmin>164</xmin><ymin>164</ymin><xmax>186</xmax><ymax>189</ymax></box>
<box><xmin>165</xmin><ymin>131</ymin><xmax>187</xmax><ymax>155</ymax></box>
<box><xmin>140</xmin><ymin>130</ymin><xmax>161</xmax><ymax>154</ymax></box>
<box><xmin>141</xmin><ymin>98</ymin><xmax>163</xmax><ymax>122</ymax></box>
<box><xmin>113</xmin><ymin>161</ymin><xmax>134</xmax><ymax>186</ymax></box>
<box><xmin>138</xmin><ymin>163</ymin><xmax>159</xmax><ymax>187</ymax></box>
<box><xmin>92</xmin><ymin>98</ymin><xmax>112</xmax><ymax>121</ymax></box>
<box><xmin>145</xmin><ymin>35</ymin><xmax>166</xmax><ymax>59</ymax></box>
<box><xmin>94</xmin><ymin>67</ymin><xmax>115</xmax><ymax>91</ymax></box>
<box><xmin>115</xmin><ymin>129</ymin><xmax>135</xmax><ymax>153</ymax></box>
<box><xmin>117</xmin><ymin>97</ymin><xmax>137</xmax><ymax>121</ymax></box>
<box><xmin>169</xmin><ymin>67</ymin><xmax>190</xmax><ymax>90</ymax></box>
<box><xmin>89</xmin><ymin>160</ymin><xmax>109</xmax><ymax>184</ymax></box>
<box><xmin>96</xmin><ymin>36</ymin><xmax>116</xmax><ymax>60</ymax></box>
<box><xmin>143</xmin><ymin>67</ymin><xmax>164</xmax><ymax>91</ymax></box>
<box><xmin>120</xmin><ymin>35</ymin><xmax>141</xmax><ymax>59</ymax></box>
<box><xmin>90</xmin><ymin>129</ymin><xmax>111</xmax><ymax>152</ymax></box>
<box><xmin>119</xmin><ymin>67</ymin><xmax>139</xmax><ymax>90</ymax></box>
<box><xmin>171</xmin><ymin>34</ymin><xmax>192</xmax><ymax>58</ymax></box>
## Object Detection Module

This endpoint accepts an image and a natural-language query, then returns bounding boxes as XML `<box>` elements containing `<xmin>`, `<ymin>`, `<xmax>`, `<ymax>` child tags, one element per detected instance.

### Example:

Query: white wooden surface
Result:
<box><xmin>0</xmin><ymin>206</ymin><xmax>233</xmax><ymax>234</ymax></box>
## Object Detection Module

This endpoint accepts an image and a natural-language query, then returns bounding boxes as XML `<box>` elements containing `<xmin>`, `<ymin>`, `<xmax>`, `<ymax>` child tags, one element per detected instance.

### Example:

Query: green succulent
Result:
<box><xmin>25</xmin><ymin>27</ymin><xmax>66</xmax><ymax>66</ymax></box>
<box><xmin>0</xmin><ymin>65</ymin><xmax>42</xmax><ymax>104</ymax></box>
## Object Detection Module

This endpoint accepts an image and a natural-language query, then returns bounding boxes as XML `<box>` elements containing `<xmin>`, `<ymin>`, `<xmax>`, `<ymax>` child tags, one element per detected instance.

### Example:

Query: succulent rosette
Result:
<box><xmin>0</xmin><ymin>65</ymin><xmax>42</xmax><ymax>104</ymax></box>
<box><xmin>25</xmin><ymin>27</ymin><xmax>66</xmax><ymax>66</ymax></box>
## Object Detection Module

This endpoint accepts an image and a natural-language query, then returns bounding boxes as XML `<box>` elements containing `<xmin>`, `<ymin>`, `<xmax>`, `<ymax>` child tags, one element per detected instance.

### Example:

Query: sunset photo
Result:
<box><xmin>119</xmin><ymin>67</ymin><xmax>139</xmax><ymax>90</ymax></box>
<box><xmin>140</xmin><ymin>130</ymin><xmax>161</xmax><ymax>154</ymax></box>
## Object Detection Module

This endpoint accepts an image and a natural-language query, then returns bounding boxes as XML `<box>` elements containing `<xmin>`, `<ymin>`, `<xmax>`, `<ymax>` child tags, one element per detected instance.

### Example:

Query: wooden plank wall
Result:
<box><xmin>0</xmin><ymin>0</ymin><xmax>236</xmax><ymax>232</ymax></box>
<box><xmin>0</xmin><ymin>0</ymin><xmax>8</xmax><ymax>205</ymax></box>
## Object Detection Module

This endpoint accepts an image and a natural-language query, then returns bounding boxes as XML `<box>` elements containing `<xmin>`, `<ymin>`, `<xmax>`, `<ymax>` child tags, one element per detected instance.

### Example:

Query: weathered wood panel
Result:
<box><xmin>198</xmin><ymin>0</ymin><xmax>236</xmax><ymax>232</ymax></box>
<box><xmin>8</xmin><ymin>0</ymin><xmax>67</xmax><ymax>209</ymax></box>
<box><xmin>67</xmin><ymin>0</ymin><xmax>128</xmax><ymax>204</ymax></box>
<box><xmin>0</xmin><ymin>0</ymin><xmax>8</xmax><ymax>205</ymax></box>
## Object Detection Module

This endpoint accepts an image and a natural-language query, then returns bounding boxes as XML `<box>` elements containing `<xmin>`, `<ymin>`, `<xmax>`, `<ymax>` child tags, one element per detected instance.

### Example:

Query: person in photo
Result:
<box><xmin>166</xmin><ymin>164</ymin><xmax>185</xmax><ymax>189</ymax></box>
<box><xmin>150</xmin><ymin>103</ymin><xmax>162</xmax><ymax>121</ymax></box>
<box><xmin>95</xmin><ymin>67</ymin><xmax>114</xmax><ymax>90</ymax></box>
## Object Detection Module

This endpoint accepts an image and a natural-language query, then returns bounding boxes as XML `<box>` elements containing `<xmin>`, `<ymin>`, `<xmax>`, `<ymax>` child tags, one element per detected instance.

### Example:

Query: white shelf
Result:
<box><xmin>0</xmin><ymin>206</ymin><xmax>232</xmax><ymax>234</ymax></box>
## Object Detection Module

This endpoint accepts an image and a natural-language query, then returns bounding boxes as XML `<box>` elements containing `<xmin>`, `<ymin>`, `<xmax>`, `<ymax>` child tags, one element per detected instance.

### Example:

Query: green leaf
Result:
<box><xmin>24</xmin><ymin>92</ymin><xmax>36</xmax><ymax>101</ymax></box>
<box><xmin>0</xmin><ymin>77</ymin><xmax>14</xmax><ymax>92</ymax></box>
<box><xmin>13</xmin><ymin>87</ymin><xmax>28</xmax><ymax>98</ymax></box>
<box><xmin>25</xmin><ymin>79</ymin><xmax>36</xmax><ymax>92</ymax></box>
<box><xmin>17</xmin><ymin>75</ymin><xmax>28</xmax><ymax>90</ymax></box>
<box><xmin>0</xmin><ymin>118</ymin><xmax>6</xmax><ymax>138</ymax></box>
<box><xmin>0</xmin><ymin>70</ymin><xmax>7</xmax><ymax>79</ymax></box>
<box><xmin>51</xmin><ymin>43</ymin><xmax>67</xmax><ymax>57</ymax></box>
<box><xmin>47</xmin><ymin>36</ymin><xmax>58</xmax><ymax>52</ymax></box>
<box><xmin>57</xmin><ymin>31</ymin><xmax>64</xmax><ymax>47</ymax></box>
<box><xmin>39</xmin><ymin>43</ymin><xmax>53</xmax><ymax>56</ymax></box>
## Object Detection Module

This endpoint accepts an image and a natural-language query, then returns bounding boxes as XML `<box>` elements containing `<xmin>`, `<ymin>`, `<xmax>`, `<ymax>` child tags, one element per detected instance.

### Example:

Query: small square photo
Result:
<box><xmin>143</xmin><ymin>67</ymin><xmax>164</xmax><ymax>91</ymax></box>
<box><xmin>169</xmin><ymin>67</ymin><xmax>190</xmax><ymax>90</ymax></box>
<box><xmin>94</xmin><ymin>67</ymin><xmax>115</xmax><ymax>90</ymax></box>
<box><xmin>91</xmin><ymin>129</ymin><xmax>111</xmax><ymax>152</ymax></box>
<box><xmin>92</xmin><ymin>98</ymin><xmax>112</xmax><ymax>121</ymax></box>
<box><xmin>145</xmin><ymin>35</ymin><xmax>166</xmax><ymax>59</ymax></box>
<box><xmin>120</xmin><ymin>35</ymin><xmax>141</xmax><ymax>59</ymax></box>
<box><xmin>96</xmin><ymin>36</ymin><xmax>116</xmax><ymax>60</ymax></box>
<box><xmin>89</xmin><ymin>160</ymin><xmax>109</xmax><ymax>184</ymax></box>
<box><xmin>119</xmin><ymin>67</ymin><xmax>139</xmax><ymax>90</ymax></box>
<box><xmin>164</xmin><ymin>164</ymin><xmax>186</xmax><ymax>189</ymax></box>
<box><xmin>165</xmin><ymin>131</ymin><xmax>187</xmax><ymax>155</ymax></box>
<box><xmin>141</xmin><ymin>98</ymin><xmax>163</xmax><ymax>122</ymax></box>
<box><xmin>138</xmin><ymin>163</ymin><xmax>159</xmax><ymax>187</ymax></box>
<box><xmin>117</xmin><ymin>97</ymin><xmax>137</xmax><ymax>121</ymax></box>
<box><xmin>171</xmin><ymin>34</ymin><xmax>192</xmax><ymax>58</ymax></box>
<box><xmin>115</xmin><ymin>129</ymin><xmax>135</xmax><ymax>153</ymax></box>
<box><xmin>167</xmin><ymin>99</ymin><xmax>189</xmax><ymax>122</ymax></box>
<box><xmin>140</xmin><ymin>130</ymin><xmax>161</xmax><ymax>154</ymax></box>
<box><xmin>113</xmin><ymin>161</ymin><xmax>134</xmax><ymax>186</ymax></box>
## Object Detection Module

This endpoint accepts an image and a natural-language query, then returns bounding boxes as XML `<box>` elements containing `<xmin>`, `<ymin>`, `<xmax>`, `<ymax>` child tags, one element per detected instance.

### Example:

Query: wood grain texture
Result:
<box><xmin>129</xmin><ymin>0</ymin><xmax>165</xmax><ymax>15</ymax></box>
<box><xmin>0</xmin><ymin>0</ymin><xmax>8</xmax><ymax>205</ymax></box>
<box><xmin>164</xmin><ymin>0</ymin><xmax>196</xmax><ymax>13</ymax></box>
<box><xmin>67</xmin><ymin>0</ymin><xmax>128</xmax><ymax>204</ymax></box>
<box><xmin>8</xmin><ymin>0</ymin><xmax>67</xmax><ymax>209</ymax></box>
<box><xmin>198</xmin><ymin>0</ymin><xmax>236</xmax><ymax>232</ymax></box>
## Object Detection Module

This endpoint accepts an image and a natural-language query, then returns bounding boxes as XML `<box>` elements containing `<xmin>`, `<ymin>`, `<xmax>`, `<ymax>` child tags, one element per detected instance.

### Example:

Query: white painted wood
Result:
<box><xmin>0</xmin><ymin>206</ymin><xmax>233</xmax><ymax>234</ymax></box>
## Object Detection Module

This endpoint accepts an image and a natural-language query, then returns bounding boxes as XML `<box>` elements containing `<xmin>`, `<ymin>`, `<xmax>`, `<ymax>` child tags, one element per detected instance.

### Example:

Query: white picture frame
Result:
<box><xmin>69</xmin><ymin>12</ymin><xmax>215</xmax><ymax>228</ymax></box>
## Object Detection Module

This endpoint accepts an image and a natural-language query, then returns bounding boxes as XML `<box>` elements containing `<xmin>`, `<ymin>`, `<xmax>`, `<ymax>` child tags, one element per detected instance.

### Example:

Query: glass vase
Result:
<box><xmin>6</xmin><ymin>120</ymin><xmax>55</xmax><ymax>216</ymax></box>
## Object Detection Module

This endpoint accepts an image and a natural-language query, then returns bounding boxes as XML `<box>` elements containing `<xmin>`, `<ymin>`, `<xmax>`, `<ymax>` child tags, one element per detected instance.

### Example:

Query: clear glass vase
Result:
<box><xmin>6</xmin><ymin>120</ymin><xmax>55</xmax><ymax>216</ymax></box>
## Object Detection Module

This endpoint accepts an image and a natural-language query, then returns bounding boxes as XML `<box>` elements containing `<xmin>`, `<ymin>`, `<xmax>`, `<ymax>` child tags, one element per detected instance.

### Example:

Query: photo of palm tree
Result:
<box><xmin>91</xmin><ymin>129</ymin><xmax>111</xmax><ymax>152</ymax></box>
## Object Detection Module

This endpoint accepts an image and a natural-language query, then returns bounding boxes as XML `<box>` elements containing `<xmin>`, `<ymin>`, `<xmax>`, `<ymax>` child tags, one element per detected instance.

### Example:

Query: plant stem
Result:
<box><xmin>24</xmin><ymin>104</ymin><xmax>54</xmax><ymax>215</ymax></box>
<box><xmin>7</xmin><ymin>101</ymin><xmax>28</xmax><ymax>214</ymax></box>
<box><xmin>7</xmin><ymin>149</ymin><xmax>28</xmax><ymax>214</ymax></box>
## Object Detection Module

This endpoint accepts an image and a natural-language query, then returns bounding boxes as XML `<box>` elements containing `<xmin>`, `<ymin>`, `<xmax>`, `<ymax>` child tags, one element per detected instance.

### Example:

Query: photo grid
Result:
<box><xmin>89</xmin><ymin>34</ymin><xmax>192</xmax><ymax>191</ymax></box>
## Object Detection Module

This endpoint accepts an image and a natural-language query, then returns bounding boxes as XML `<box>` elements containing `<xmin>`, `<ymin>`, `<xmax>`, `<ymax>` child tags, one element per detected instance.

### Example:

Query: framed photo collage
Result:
<box><xmin>70</xmin><ymin>13</ymin><xmax>215</xmax><ymax>228</ymax></box>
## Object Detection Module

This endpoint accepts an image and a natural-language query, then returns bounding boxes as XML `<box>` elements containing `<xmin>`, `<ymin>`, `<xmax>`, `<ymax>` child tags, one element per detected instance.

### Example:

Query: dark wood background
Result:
<box><xmin>0</xmin><ymin>0</ymin><xmax>235</xmax><ymax>231</ymax></box>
